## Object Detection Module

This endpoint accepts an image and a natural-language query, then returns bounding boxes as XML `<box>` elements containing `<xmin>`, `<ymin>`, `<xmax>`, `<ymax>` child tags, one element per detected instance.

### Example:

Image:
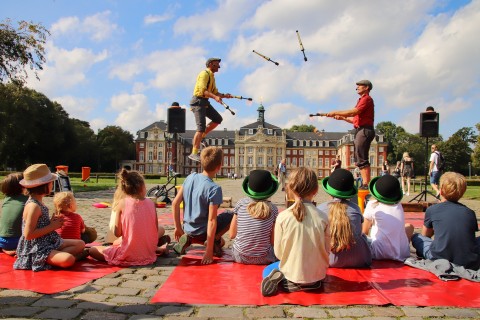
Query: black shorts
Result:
<box><xmin>190</xmin><ymin>96</ymin><xmax>223</xmax><ymax>132</ymax></box>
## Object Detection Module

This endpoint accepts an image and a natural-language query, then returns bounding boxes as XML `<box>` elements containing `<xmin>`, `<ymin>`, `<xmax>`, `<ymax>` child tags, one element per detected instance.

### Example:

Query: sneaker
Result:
<box><xmin>200</xmin><ymin>139</ymin><xmax>209</xmax><ymax>148</ymax></box>
<box><xmin>261</xmin><ymin>269</ymin><xmax>284</xmax><ymax>297</ymax></box>
<box><xmin>173</xmin><ymin>234</ymin><xmax>191</xmax><ymax>255</ymax></box>
<box><xmin>188</xmin><ymin>153</ymin><xmax>200</xmax><ymax>162</ymax></box>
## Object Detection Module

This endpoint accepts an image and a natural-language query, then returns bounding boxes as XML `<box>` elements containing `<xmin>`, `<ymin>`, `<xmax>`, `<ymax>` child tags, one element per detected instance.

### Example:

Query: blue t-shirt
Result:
<box><xmin>424</xmin><ymin>201</ymin><xmax>479</xmax><ymax>270</ymax></box>
<box><xmin>182</xmin><ymin>173</ymin><xmax>223</xmax><ymax>236</ymax></box>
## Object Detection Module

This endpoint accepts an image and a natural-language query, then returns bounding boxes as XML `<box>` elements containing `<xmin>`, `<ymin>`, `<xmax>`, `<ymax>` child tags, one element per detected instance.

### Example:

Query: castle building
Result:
<box><xmin>123</xmin><ymin>104</ymin><xmax>388</xmax><ymax>178</ymax></box>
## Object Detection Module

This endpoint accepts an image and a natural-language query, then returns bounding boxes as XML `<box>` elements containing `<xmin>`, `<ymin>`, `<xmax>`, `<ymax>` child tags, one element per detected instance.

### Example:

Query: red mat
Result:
<box><xmin>404</xmin><ymin>211</ymin><xmax>425</xmax><ymax>228</ymax></box>
<box><xmin>0</xmin><ymin>253</ymin><xmax>122</xmax><ymax>294</ymax></box>
<box><xmin>151</xmin><ymin>250</ymin><xmax>480</xmax><ymax>307</ymax></box>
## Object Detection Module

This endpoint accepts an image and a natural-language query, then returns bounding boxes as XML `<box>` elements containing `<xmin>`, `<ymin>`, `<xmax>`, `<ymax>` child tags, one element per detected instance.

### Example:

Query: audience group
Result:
<box><xmin>0</xmin><ymin>146</ymin><xmax>478</xmax><ymax>298</ymax></box>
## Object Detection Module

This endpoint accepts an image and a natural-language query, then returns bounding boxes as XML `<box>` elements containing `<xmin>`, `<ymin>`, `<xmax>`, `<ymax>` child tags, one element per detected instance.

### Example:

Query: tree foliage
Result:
<box><xmin>0</xmin><ymin>19</ymin><xmax>49</xmax><ymax>85</ymax></box>
<box><xmin>97</xmin><ymin>126</ymin><xmax>135</xmax><ymax>172</ymax></box>
<box><xmin>472</xmin><ymin>123</ymin><xmax>480</xmax><ymax>174</ymax></box>
<box><xmin>288</xmin><ymin>124</ymin><xmax>316</xmax><ymax>132</ymax></box>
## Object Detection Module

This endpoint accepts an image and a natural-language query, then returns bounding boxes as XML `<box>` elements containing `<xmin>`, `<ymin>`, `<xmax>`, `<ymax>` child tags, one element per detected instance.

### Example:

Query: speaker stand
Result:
<box><xmin>410</xmin><ymin>137</ymin><xmax>438</xmax><ymax>203</ymax></box>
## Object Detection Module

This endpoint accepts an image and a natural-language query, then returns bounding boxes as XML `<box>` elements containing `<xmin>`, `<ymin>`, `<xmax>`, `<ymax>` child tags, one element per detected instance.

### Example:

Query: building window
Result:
<box><xmin>139</xmin><ymin>151</ymin><xmax>144</xmax><ymax>161</ymax></box>
<box><xmin>292</xmin><ymin>158</ymin><xmax>297</xmax><ymax>166</ymax></box>
<box><xmin>224</xmin><ymin>156</ymin><xmax>228</xmax><ymax>166</ymax></box>
<box><xmin>299</xmin><ymin>140</ymin><xmax>303</xmax><ymax>147</ymax></box>
<box><xmin>158</xmin><ymin>143</ymin><xmax>163</xmax><ymax>148</ymax></box>
<box><xmin>286</xmin><ymin>150</ymin><xmax>291</xmax><ymax>155</ymax></box>
<box><xmin>268</xmin><ymin>157</ymin><xmax>273</xmax><ymax>166</ymax></box>
<box><xmin>299</xmin><ymin>158</ymin><xmax>303</xmax><ymax>166</ymax></box>
<box><xmin>248</xmin><ymin>129</ymin><xmax>254</xmax><ymax>134</ymax></box>
<box><xmin>325</xmin><ymin>159</ymin><xmax>330</xmax><ymax>167</ymax></box>
<box><xmin>148</xmin><ymin>165</ymin><xmax>153</xmax><ymax>173</ymax></box>
<box><xmin>157</xmin><ymin>151</ymin><xmax>163</xmax><ymax>161</ymax></box>
<box><xmin>267</xmin><ymin>147</ymin><xmax>273</xmax><ymax>154</ymax></box>
<box><xmin>267</xmin><ymin>129</ymin><xmax>272</xmax><ymax>134</ymax></box>
<box><xmin>230</xmin><ymin>148</ymin><xmax>234</xmax><ymax>154</ymax></box>
<box><xmin>350</xmin><ymin>155</ymin><xmax>355</xmax><ymax>165</ymax></box>
<box><xmin>325</xmin><ymin>150</ymin><xmax>330</xmax><ymax>155</ymax></box>
<box><xmin>293</xmin><ymin>150</ymin><xmax>297</xmax><ymax>155</ymax></box>
<box><xmin>257</xmin><ymin>157</ymin><xmax>263</xmax><ymax>165</ymax></box>
<box><xmin>247</xmin><ymin>147</ymin><xmax>253</xmax><ymax>154</ymax></box>
<box><xmin>350</xmin><ymin>146</ymin><xmax>354</xmax><ymax>151</ymax></box>
<box><xmin>148</xmin><ymin>151</ymin><xmax>153</xmax><ymax>161</ymax></box>
<box><xmin>149</xmin><ymin>142</ymin><xmax>153</xmax><ymax>148</ymax></box>
<box><xmin>293</xmin><ymin>140</ymin><xmax>297</xmax><ymax>147</ymax></box>
<box><xmin>379</xmin><ymin>146</ymin><xmax>384</xmax><ymax>152</ymax></box>
<box><xmin>277</xmin><ymin>148</ymin><xmax>282</xmax><ymax>155</ymax></box>
<box><xmin>318</xmin><ymin>158</ymin><xmax>323</xmax><ymax>167</ymax></box>
<box><xmin>370</xmin><ymin>155</ymin><xmax>374</xmax><ymax>165</ymax></box>
<box><xmin>218</xmin><ymin>139</ymin><xmax>222</xmax><ymax>145</ymax></box>
<box><xmin>332</xmin><ymin>150</ymin><xmax>336</xmax><ymax>155</ymax></box>
<box><xmin>378</xmin><ymin>155</ymin><xmax>384</xmax><ymax>166</ymax></box>
<box><xmin>239</xmin><ymin>147</ymin><xmax>244</xmax><ymax>154</ymax></box>
<box><xmin>224</xmin><ymin>139</ymin><xmax>228</xmax><ymax>145</ymax></box>
<box><xmin>248</xmin><ymin>156</ymin><xmax>253</xmax><ymax>165</ymax></box>
<box><xmin>230</xmin><ymin>156</ymin><xmax>234</xmax><ymax>165</ymax></box>
<box><xmin>318</xmin><ymin>170</ymin><xmax>323</xmax><ymax>178</ymax></box>
<box><xmin>239</xmin><ymin>156</ymin><xmax>244</xmax><ymax>165</ymax></box>
<box><xmin>140</xmin><ymin>143</ymin><xmax>144</xmax><ymax>148</ymax></box>
<box><xmin>299</xmin><ymin>150</ymin><xmax>303</xmax><ymax>155</ymax></box>
<box><xmin>258</xmin><ymin>147</ymin><xmax>264</xmax><ymax>153</ymax></box>
<box><xmin>318</xmin><ymin>150</ymin><xmax>323</xmax><ymax>155</ymax></box>
<box><xmin>312</xmin><ymin>159</ymin><xmax>316</xmax><ymax>167</ymax></box>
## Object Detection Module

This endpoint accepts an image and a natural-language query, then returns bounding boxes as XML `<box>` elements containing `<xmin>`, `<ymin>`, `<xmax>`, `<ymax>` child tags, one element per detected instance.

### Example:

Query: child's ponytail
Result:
<box><xmin>286</xmin><ymin>167</ymin><xmax>318</xmax><ymax>222</ymax></box>
<box><xmin>328</xmin><ymin>201</ymin><xmax>355</xmax><ymax>252</ymax></box>
<box><xmin>247</xmin><ymin>200</ymin><xmax>272</xmax><ymax>220</ymax></box>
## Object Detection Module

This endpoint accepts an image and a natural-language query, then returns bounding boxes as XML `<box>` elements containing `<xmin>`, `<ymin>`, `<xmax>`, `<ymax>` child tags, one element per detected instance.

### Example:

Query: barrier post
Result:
<box><xmin>358</xmin><ymin>189</ymin><xmax>370</xmax><ymax>213</ymax></box>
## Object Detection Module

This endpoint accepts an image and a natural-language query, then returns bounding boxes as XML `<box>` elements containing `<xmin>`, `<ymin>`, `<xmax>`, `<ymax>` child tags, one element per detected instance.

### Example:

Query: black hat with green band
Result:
<box><xmin>242</xmin><ymin>170</ymin><xmax>279</xmax><ymax>200</ymax></box>
<box><xmin>321</xmin><ymin>169</ymin><xmax>357</xmax><ymax>199</ymax></box>
<box><xmin>368</xmin><ymin>175</ymin><xmax>403</xmax><ymax>204</ymax></box>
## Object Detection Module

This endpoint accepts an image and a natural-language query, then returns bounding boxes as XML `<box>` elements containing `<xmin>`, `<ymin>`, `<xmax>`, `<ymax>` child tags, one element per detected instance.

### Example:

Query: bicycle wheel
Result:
<box><xmin>147</xmin><ymin>186</ymin><xmax>166</xmax><ymax>199</ymax></box>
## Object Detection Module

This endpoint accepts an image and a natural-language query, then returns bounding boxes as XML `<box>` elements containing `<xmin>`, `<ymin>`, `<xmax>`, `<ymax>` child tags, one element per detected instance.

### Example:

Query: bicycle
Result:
<box><xmin>146</xmin><ymin>172</ymin><xmax>180</xmax><ymax>204</ymax></box>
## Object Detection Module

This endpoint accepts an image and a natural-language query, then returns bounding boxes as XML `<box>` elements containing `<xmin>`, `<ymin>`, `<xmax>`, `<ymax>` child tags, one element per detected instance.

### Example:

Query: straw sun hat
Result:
<box><xmin>19</xmin><ymin>164</ymin><xmax>58</xmax><ymax>188</ymax></box>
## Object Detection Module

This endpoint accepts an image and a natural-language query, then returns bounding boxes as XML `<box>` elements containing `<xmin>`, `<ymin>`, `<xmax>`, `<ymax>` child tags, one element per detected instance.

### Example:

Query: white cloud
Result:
<box><xmin>51</xmin><ymin>11</ymin><xmax>119</xmax><ymax>42</ymax></box>
<box><xmin>144</xmin><ymin>14</ymin><xmax>172</xmax><ymax>25</ymax></box>
<box><xmin>53</xmin><ymin>95</ymin><xmax>97</xmax><ymax>120</ymax></box>
<box><xmin>110</xmin><ymin>93</ymin><xmax>157</xmax><ymax>134</ymax></box>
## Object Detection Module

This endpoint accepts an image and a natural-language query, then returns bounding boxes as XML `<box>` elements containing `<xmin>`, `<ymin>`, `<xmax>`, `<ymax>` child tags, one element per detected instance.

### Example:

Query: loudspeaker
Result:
<box><xmin>420</xmin><ymin>112</ymin><xmax>439</xmax><ymax>137</ymax></box>
<box><xmin>167</xmin><ymin>107</ymin><xmax>186</xmax><ymax>133</ymax></box>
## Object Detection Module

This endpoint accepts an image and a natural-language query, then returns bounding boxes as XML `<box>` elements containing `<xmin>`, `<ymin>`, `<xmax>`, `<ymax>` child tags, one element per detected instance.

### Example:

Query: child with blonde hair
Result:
<box><xmin>229</xmin><ymin>170</ymin><xmax>279</xmax><ymax>264</ymax></box>
<box><xmin>411</xmin><ymin>172</ymin><xmax>480</xmax><ymax>270</ymax></box>
<box><xmin>89</xmin><ymin>169</ymin><xmax>168</xmax><ymax>266</ymax></box>
<box><xmin>261</xmin><ymin>167</ymin><xmax>330</xmax><ymax>296</ymax></box>
<box><xmin>54</xmin><ymin>192</ymin><xmax>97</xmax><ymax>244</ymax></box>
<box><xmin>14</xmin><ymin>164</ymin><xmax>85</xmax><ymax>271</ymax></box>
<box><xmin>317</xmin><ymin>169</ymin><xmax>372</xmax><ymax>268</ymax></box>
<box><xmin>0</xmin><ymin>172</ymin><xmax>28</xmax><ymax>255</ymax></box>
<box><xmin>105</xmin><ymin>187</ymin><xmax>126</xmax><ymax>245</ymax></box>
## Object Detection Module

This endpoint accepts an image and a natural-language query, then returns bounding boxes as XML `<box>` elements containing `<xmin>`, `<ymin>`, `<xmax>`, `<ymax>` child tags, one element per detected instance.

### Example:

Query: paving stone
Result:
<box><xmin>197</xmin><ymin>307</ymin><xmax>244</xmax><ymax>318</ymax></box>
<box><xmin>74</xmin><ymin>293</ymin><xmax>110</xmax><ymax>302</ymax></box>
<box><xmin>120</xmin><ymin>274</ymin><xmax>146</xmax><ymax>281</ymax></box>
<box><xmin>245</xmin><ymin>306</ymin><xmax>285</xmax><ymax>318</ymax></box>
<box><xmin>81</xmin><ymin>311</ymin><xmax>128</xmax><ymax>320</ymax></box>
<box><xmin>128</xmin><ymin>315</ymin><xmax>164</xmax><ymax>320</ymax></box>
<box><xmin>401</xmin><ymin>306</ymin><xmax>443</xmax><ymax>317</ymax></box>
<box><xmin>437</xmin><ymin>308</ymin><xmax>480</xmax><ymax>318</ymax></box>
<box><xmin>120</xmin><ymin>280</ymin><xmax>158</xmax><ymax>289</ymax></box>
<box><xmin>36</xmin><ymin>307</ymin><xmax>83</xmax><ymax>319</ymax></box>
<box><xmin>0</xmin><ymin>290</ymin><xmax>40</xmax><ymax>297</ymax></box>
<box><xmin>0</xmin><ymin>306</ymin><xmax>43</xmax><ymax>317</ymax></box>
<box><xmin>163</xmin><ymin>317</ymin><xmax>209</xmax><ymax>320</ymax></box>
<box><xmin>31</xmin><ymin>297</ymin><xmax>76</xmax><ymax>308</ymax></box>
<box><xmin>144</xmin><ymin>275</ymin><xmax>164</xmax><ymax>282</ymax></box>
<box><xmin>135</xmin><ymin>269</ymin><xmax>160</xmax><ymax>276</ymax></box>
<box><xmin>102</xmin><ymin>287</ymin><xmax>140</xmax><ymax>296</ymax></box>
<box><xmin>368</xmin><ymin>306</ymin><xmax>405</xmax><ymax>317</ymax></box>
<box><xmin>327</xmin><ymin>307</ymin><xmax>373</xmax><ymax>318</ymax></box>
<box><xmin>288</xmin><ymin>306</ymin><xmax>328</xmax><ymax>318</ymax></box>
<box><xmin>76</xmin><ymin>301</ymin><xmax>117</xmax><ymax>310</ymax></box>
<box><xmin>108</xmin><ymin>295</ymin><xmax>149</xmax><ymax>304</ymax></box>
<box><xmin>68</xmin><ymin>284</ymin><xmax>104</xmax><ymax>294</ymax></box>
<box><xmin>0</xmin><ymin>296</ymin><xmax>40</xmax><ymax>305</ymax></box>
<box><xmin>115</xmin><ymin>304</ymin><xmax>155</xmax><ymax>314</ymax></box>
<box><xmin>155</xmin><ymin>305</ymin><xmax>194</xmax><ymax>317</ymax></box>
<box><xmin>94</xmin><ymin>278</ymin><xmax>124</xmax><ymax>286</ymax></box>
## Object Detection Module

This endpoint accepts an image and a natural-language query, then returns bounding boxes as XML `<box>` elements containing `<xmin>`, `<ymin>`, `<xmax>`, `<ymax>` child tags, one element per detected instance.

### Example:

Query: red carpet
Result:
<box><xmin>151</xmin><ymin>250</ymin><xmax>480</xmax><ymax>307</ymax></box>
<box><xmin>0</xmin><ymin>253</ymin><xmax>121</xmax><ymax>294</ymax></box>
<box><xmin>404</xmin><ymin>211</ymin><xmax>425</xmax><ymax>228</ymax></box>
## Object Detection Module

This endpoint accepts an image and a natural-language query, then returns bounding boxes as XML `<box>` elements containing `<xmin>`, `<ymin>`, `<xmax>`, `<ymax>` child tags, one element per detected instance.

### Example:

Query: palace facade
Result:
<box><xmin>122</xmin><ymin>104</ymin><xmax>388</xmax><ymax>178</ymax></box>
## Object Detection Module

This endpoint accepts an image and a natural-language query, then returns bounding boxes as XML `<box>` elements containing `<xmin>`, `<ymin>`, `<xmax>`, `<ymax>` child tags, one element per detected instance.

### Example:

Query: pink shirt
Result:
<box><xmin>104</xmin><ymin>197</ymin><xmax>158</xmax><ymax>266</ymax></box>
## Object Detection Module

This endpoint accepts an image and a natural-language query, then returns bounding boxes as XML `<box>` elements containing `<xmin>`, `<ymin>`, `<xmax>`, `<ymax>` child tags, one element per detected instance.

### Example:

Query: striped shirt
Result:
<box><xmin>232</xmin><ymin>197</ymin><xmax>278</xmax><ymax>257</ymax></box>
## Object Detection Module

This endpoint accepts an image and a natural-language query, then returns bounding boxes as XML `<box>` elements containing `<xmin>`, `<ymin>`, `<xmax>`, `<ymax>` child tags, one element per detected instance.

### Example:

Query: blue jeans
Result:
<box><xmin>411</xmin><ymin>233</ymin><xmax>434</xmax><ymax>260</ymax></box>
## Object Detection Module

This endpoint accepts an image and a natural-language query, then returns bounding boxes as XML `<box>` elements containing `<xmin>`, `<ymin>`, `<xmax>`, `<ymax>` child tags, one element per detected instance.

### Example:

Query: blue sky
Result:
<box><xmin>3</xmin><ymin>0</ymin><xmax>479</xmax><ymax>139</ymax></box>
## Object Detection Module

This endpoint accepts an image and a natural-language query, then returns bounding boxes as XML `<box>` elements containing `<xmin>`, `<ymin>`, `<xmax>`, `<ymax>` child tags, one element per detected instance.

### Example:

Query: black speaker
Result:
<box><xmin>420</xmin><ymin>112</ymin><xmax>439</xmax><ymax>137</ymax></box>
<box><xmin>167</xmin><ymin>107</ymin><xmax>186</xmax><ymax>133</ymax></box>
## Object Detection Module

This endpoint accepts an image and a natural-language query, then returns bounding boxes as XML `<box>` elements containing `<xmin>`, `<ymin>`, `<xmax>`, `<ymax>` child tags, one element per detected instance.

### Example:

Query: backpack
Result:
<box><xmin>435</xmin><ymin>151</ymin><xmax>445</xmax><ymax>171</ymax></box>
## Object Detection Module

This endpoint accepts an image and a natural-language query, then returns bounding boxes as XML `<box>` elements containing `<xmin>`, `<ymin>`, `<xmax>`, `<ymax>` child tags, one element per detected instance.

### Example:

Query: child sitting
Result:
<box><xmin>0</xmin><ymin>173</ymin><xmax>28</xmax><ymax>255</ymax></box>
<box><xmin>14</xmin><ymin>164</ymin><xmax>85</xmax><ymax>271</ymax></box>
<box><xmin>261</xmin><ymin>167</ymin><xmax>330</xmax><ymax>296</ymax></box>
<box><xmin>89</xmin><ymin>169</ymin><xmax>168</xmax><ymax>266</ymax></box>
<box><xmin>362</xmin><ymin>175</ymin><xmax>413</xmax><ymax>261</ymax></box>
<box><xmin>411</xmin><ymin>172</ymin><xmax>480</xmax><ymax>270</ymax></box>
<box><xmin>229</xmin><ymin>170</ymin><xmax>279</xmax><ymax>265</ymax></box>
<box><xmin>172</xmin><ymin>146</ymin><xmax>233</xmax><ymax>265</ymax></box>
<box><xmin>54</xmin><ymin>191</ymin><xmax>97</xmax><ymax>244</ymax></box>
<box><xmin>317</xmin><ymin>169</ymin><xmax>372</xmax><ymax>268</ymax></box>
<box><xmin>105</xmin><ymin>187</ymin><xmax>125</xmax><ymax>245</ymax></box>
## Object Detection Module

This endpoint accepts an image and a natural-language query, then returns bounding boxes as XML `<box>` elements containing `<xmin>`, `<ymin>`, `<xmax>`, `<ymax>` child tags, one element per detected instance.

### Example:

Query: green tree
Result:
<box><xmin>65</xmin><ymin>119</ymin><xmax>98</xmax><ymax>171</ymax></box>
<box><xmin>438</xmin><ymin>127</ymin><xmax>475</xmax><ymax>175</ymax></box>
<box><xmin>288</xmin><ymin>124</ymin><xmax>316</xmax><ymax>132</ymax></box>
<box><xmin>0</xmin><ymin>19</ymin><xmax>49</xmax><ymax>85</ymax></box>
<box><xmin>97</xmin><ymin>126</ymin><xmax>135</xmax><ymax>172</ymax></box>
<box><xmin>375</xmin><ymin>121</ymin><xmax>405</xmax><ymax>162</ymax></box>
<box><xmin>472</xmin><ymin>123</ymin><xmax>480</xmax><ymax>174</ymax></box>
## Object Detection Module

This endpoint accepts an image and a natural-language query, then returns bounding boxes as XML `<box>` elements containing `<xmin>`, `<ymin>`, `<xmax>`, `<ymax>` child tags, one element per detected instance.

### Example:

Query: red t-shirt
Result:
<box><xmin>56</xmin><ymin>211</ymin><xmax>85</xmax><ymax>240</ymax></box>
<box><xmin>353</xmin><ymin>93</ymin><xmax>374</xmax><ymax>128</ymax></box>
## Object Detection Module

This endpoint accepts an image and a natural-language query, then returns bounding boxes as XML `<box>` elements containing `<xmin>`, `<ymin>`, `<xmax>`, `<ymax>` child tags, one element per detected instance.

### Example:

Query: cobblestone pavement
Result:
<box><xmin>1</xmin><ymin>178</ymin><xmax>479</xmax><ymax>319</ymax></box>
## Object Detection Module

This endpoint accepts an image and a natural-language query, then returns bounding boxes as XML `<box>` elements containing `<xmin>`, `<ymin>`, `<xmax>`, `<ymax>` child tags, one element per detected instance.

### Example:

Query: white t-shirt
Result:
<box><xmin>363</xmin><ymin>200</ymin><xmax>410</xmax><ymax>261</ymax></box>
<box><xmin>429</xmin><ymin>151</ymin><xmax>439</xmax><ymax>172</ymax></box>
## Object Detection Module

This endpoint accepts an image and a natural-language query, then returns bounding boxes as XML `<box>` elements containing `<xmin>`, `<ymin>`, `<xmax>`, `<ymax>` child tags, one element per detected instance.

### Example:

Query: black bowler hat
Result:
<box><xmin>242</xmin><ymin>170</ymin><xmax>279</xmax><ymax>200</ymax></box>
<box><xmin>321</xmin><ymin>169</ymin><xmax>357</xmax><ymax>199</ymax></box>
<box><xmin>369</xmin><ymin>175</ymin><xmax>403</xmax><ymax>204</ymax></box>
